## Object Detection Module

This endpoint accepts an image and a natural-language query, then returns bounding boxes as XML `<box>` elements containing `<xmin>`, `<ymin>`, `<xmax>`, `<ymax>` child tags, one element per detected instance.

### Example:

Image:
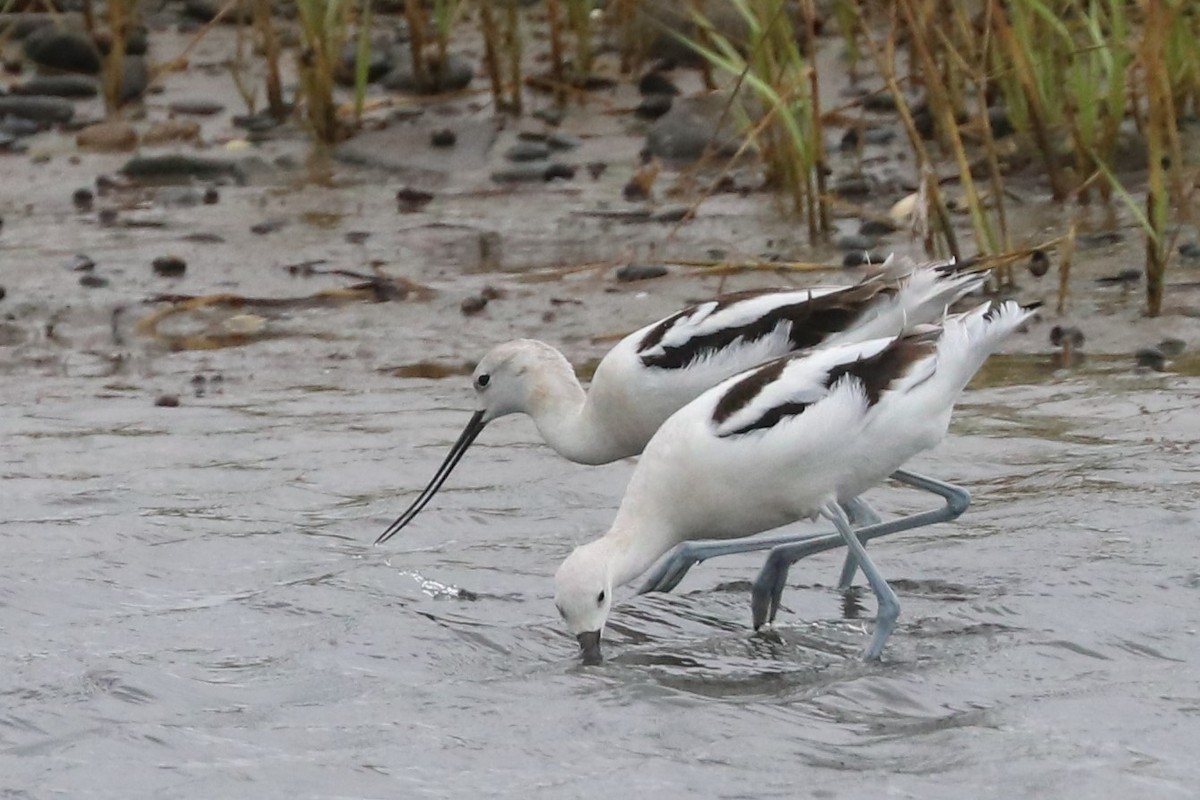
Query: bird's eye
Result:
<box><xmin>596</xmin><ymin>590</ymin><xmax>606</xmax><ymax>605</ymax></box>
<box><xmin>476</xmin><ymin>373</ymin><xmax>491</xmax><ymax>388</ymax></box>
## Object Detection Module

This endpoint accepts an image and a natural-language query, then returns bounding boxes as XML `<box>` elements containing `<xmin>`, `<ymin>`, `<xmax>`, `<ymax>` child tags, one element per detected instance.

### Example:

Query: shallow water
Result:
<box><xmin>2</xmin><ymin>348</ymin><xmax>1198</xmax><ymax>799</ymax></box>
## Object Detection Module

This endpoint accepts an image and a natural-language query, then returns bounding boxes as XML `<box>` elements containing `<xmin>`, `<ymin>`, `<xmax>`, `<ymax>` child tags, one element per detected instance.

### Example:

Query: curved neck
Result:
<box><xmin>525</xmin><ymin>367</ymin><xmax>615</xmax><ymax>465</ymax></box>
<box><xmin>599</xmin><ymin>513</ymin><xmax>678</xmax><ymax>590</ymax></box>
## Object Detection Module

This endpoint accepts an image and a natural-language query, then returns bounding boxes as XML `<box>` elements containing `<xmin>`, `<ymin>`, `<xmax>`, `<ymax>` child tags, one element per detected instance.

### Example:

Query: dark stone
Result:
<box><xmin>532</xmin><ymin>107</ymin><xmax>565</xmax><ymax>126</ymax></box>
<box><xmin>861</xmin><ymin>92</ymin><xmax>898</xmax><ymax>113</ymax></box>
<box><xmin>155</xmin><ymin>394</ymin><xmax>181</xmax><ymax>407</ymax></box>
<box><xmin>119</xmin><ymin>56</ymin><xmax>150</xmax><ymax>104</ymax></box>
<box><xmin>232</xmin><ymin>110</ymin><xmax>284</xmax><ymax>133</ymax></box>
<box><xmin>616</xmin><ymin>263</ymin><xmax>668</xmax><ymax>282</ymax></box>
<box><xmin>396</xmin><ymin>186</ymin><xmax>434</xmax><ymax>212</ymax></box>
<box><xmin>835</xmin><ymin>233</ymin><xmax>876</xmax><ymax>252</ymax></box>
<box><xmin>586</xmin><ymin>161</ymin><xmax>607</xmax><ymax>179</ymax></box>
<box><xmin>1158</xmin><ymin>338</ymin><xmax>1186</xmax><ymax>357</ymax></box>
<box><xmin>638</xmin><ymin>71</ymin><xmax>680</xmax><ymax>96</ymax></box>
<box><xmin>543</xmin><ymin>162</ymin><xmax>576</xmax><ymax>181</ymax></box>
<box><xmin>842</xmin><ymin>251</ymin><xmax>885</xmax><ymax>268</ymax></box>
<box><xmin>72</xmin><ymin>187</ymin><xmax>94</xmax><ymax>211</ymax></box>
<box><xmin>645</xmin><ymin>95</ymin><xmax>742</xmax><ymax>161</ymax></box>
<box><xmin>24</xmin><ymin>28</ymin><xmax>101</xmax><ymax>74</ymax></box>
<box><xmin>98</xmin><ymin>208</ymin><xmax>118</xmax><ymax>226</ymax></box>
<box><xmin>79</xmin><ymin>273</ymin><xmax>109</xmax><ymax>288</ymax></box>
<box><xmin>490</xmin><ymin>164</ymin><xmax>547</xmax><ymax>183</ymax></box>
<box><xmin>1029</xmin><ymin>249</ymin><xmax>1050</xmax><ymax>277</ymax></box>
<box><xmin>1178</xmin><ymin>241</ymin><xmax>1200</xmax><ymax>260</ymax></box>
<box><xmin>203</xmin><ymin>187</ymin><xmax>220</xmax><ymax>204</ymax></box>
<box><xmin>12</xmin><ymin>75</ymin><xmax>99</xmax><ymax>98</ymax></box>
<box><xmin>381</xmin><ymin>52</ymin><xmax>473</xmax><ymax>94</ymax></box>
<box><xmin>1095</xmin><ymin>268</ymin><xmax>1141</xmax><ymax>286</ymax></box>
<box><xmin>430</xmin><ymin>128</ymin><xmax>457</xmax><ymax>147</ymax></box>
<box><xmin>336</xmin><ymin>38</ymin><xmax>396</xmax><ymax>86</ymax></box>
<box><xmin>988</xmin><ymin>107</ymin><xmax>1014</xmax><ymax>138</ymax></box>
<box><xmin>1134</xmin><ymin>347</ymin><xmax>1166</xmax><ymax>371</ymax></box>
<box><xmin>120</xmin><ymin>154</ymin><xmax>245</xmax><ymax>183</ymax></box>
<box><xmin>635</xmin><ymin>93</ymin><xmax>673</xmax><ymax>120</ymax></box>
<box><xmin>831</xmin><ymin>173</ymin><xmax>873</xmax><ymax>198</ymax></box>
<box><xmin>858</xmin><ymin>218</ymin><xmax>897</xmax><ymax>237</ymax></box>
<box><xmin>0</xmin><ymin>95</ymin><xmax>74</xmax><ymax>124</ymax></box>
<box><xmin>67</xmin><ymin>254</ymin><xmax>95</xmax><ymax>271</ymax></box>
<box><xmin>506</xmin><ymin>140</ymin><xmax>550</xmax><ymax>162</ymax></box>
<box><xmin>345</xmin><ymin>230</ymin><xmax>370</xmax><ymax>244</ymax></box>
<box><xmin>0</xmin><ymin>116</ymin><xmax>43</xmax><ymax>138</ymax></box>
<box><xmin>0</xmin><ymin>286</ymin><xmax>5</xmax><ymax>300</ymax></box>
<box><xmin>169</xmin><ymin>99</ymin><xmax>226</xmax><ymax>116</ymax></box>
<box><xmin>250</xmin><ymin>219</ymin><xmax>287</xmax><ymax>235</ymax></box>
<box><xmin>547</xmin><ymin>131</ymin><xmax>582</xmax><ymax>151</ymax></box>
<box><xmin>152</xmin><ymin>255</ymin><xmax>187</xmax><ymax>277</ymax></box>
<box><xmin>0</xmin><ymin>12</ymin><xmax>69</xmax><ymax>40</ymax></box>
<box><xmin>460</xmin><ymin>295</ymin><xmax>488</xmax><ymax>315</ymax></box>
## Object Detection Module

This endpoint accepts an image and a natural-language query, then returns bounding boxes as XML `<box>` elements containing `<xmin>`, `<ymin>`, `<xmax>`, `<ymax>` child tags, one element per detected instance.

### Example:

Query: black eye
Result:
<box><xmin>596</xmin><ymin>590</ymin><xmax>606</xmax><ymax>605</ymax></box>
<box><xmin>476</xmin><ymin>373</ymin><xmax>490</xmax><ymax>388</ymax></box>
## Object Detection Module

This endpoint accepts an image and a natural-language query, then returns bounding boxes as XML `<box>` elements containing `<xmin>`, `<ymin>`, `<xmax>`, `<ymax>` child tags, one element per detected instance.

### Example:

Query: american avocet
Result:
<box><xmin>554</xmin><ymin>300</ymin><xmax>1036</xmax><ymax>664</ymax></box>
<box><xmin>375</xmin><ymin>257</ymin><xmax>984</xmax><ymax>546</ymax></box>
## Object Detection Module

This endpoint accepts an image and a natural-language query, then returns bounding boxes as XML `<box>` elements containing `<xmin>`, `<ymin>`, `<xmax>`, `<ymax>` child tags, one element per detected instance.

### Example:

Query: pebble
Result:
<box><xmin>0</xmin><ymin>95</ymin><xmax>74</xmax><ymax>124</ymax></box>
<box><xmin>142</xmin><ymin>118</ymin><xmax>201</xmax><ymax>145</ymax></box>
<box><xmin>843</xmin><ymin>251</ymin><xmax>885</xmax><ymax>268</ymax></box>
<box><xmin>23</xmin><ymin>28</ymin><xmax>101</xmax><ymax>74</ymax></box>
<box><xmin>203</xmin><ymin>187</ymin><xmax>220</xmax><ymax>204</ymax></box>
<box><xmin>154</xmin><ymin>394</ymin><xmax>180</xmax><ymax>408</ymax></box>
<box><xmin>0</xmin><ymin>286</ymin><xmax>5</xmax><ymax>301</ymax></box>
<box><xmin>635</xmin><ymin>94</ymin><xmax>674</xmax><ymax>120</ymax></box>
<box><xmin>67</xmin><ymin>254</ymin><xmax>96</xmax><ymax>272</ymax></box>
<box><xmin>77</xmin><ymin>120</ymin><xmax>138</xmax><ymax>152</ymax></box>
<box><xmin>430</xmin><ymin>128</ymin><xmax>457</xmax><ymax>147</ymax></box>
<box><xmin>396</xmin><ymin>186</ymin><xmax>434</xmax><ymax>212</ymax></box>
<box><xmin>460</xmin><ymin>295</ymin><xmax>489</xmax><ymax>315</ymax></box>
<box><xmin>12</xmin><ymin>75</ymin><xmax>99</xmax><ymax>98</ymax></box>
<box><xmin>491</xmin><ymin>164</ymin><xmax>549</xmax><ymax>184</ymax></box>
<box><xmin>1158</xmin><ymin>338</ymin><xmax>1186</xmax><ymax>357</ymax></box>
<box><xmin>506</xmin><ymin>140</ymin><xmax>550</xmax><ymax>162</ymax></box>
<box><xmin>345</xmin><ymin>231</ymin><xmax>371</xmax><ymax>244</ymax></box>
<box><xmin>98</xmin><ymin>208</ymin><xmax>119</xmax><ymax>227</ymax></box>
<box><xmin>79</xmin><ymin>273</ymin><xmax>109</xmax><ymax>288</ymax></box>
<box><xmin>1029</xmin><ymin>249</ymin><xmax>1050</xmax><ymax>277</ymax></box>
<box><xmin>1179</xmin><ymin>241</ymin><xmax>1200</xmax><ymax>260</ymax></box>
<box><xmin>586</xmin><ymin>161</ymin><xmax>608</xmax><ymax>179</ymax></box>
<box><xmin>121</xmin><ymin>154</ymin><xmax>245</xmax><ymax>183</ymax></box>
<box><xmin>1095</xmin><ymin>268</ymin><xmax>1141</xmax><ymax>286</ymax></box>
<box><xmin>543</xmin><ymin>162</ymin><xmax>576</xmax><ymax>181</ymax></box>
<box><xmin>831</xmin><ymin>172</ymin><xmax>873</xmax><ymax>198</ymax></box>
<box><xmin>381</xmin><ymin>52</ymin><xmax>474</xmax><ymax>94</ymax></box>
<box><xmin>858</xmin><ymin>218</ymin><xmax>896</xmax><ymax>236</ymax></box>
<box><xmin>72</xmin><ymin>187</ymin><xmax>94</xmax><ymax>211</ymax></box>
<box><xmin>168</xmin><ymin>99</ymin><xmax>226</xmax><ymax>116</ymax></box>
<box><xmin>638</xmin><ymin>72</ymin><xmax>680</xmax><ymax>96</ymax></box>
<box><xmin>616</xmin><ymin>263</ymin><xmax>668</xmax><ymax>282</ymax></box>
<box><xmin>119</xmin><ymin>56</ymin><xmax>150</xmax><ymax>104</ymax></box>
<box><xmin>1134</xmin><ymin>347</ymin><xmax>1166</xmax><ymax>371</ymax></box>
<box><xmin>532</xmin><ymin>107</ymin><xmax>565</xmax><ymax>126</ymax></box>
<box><xmin>547</xmin><ymin>131</ymin><xmax>582</xmax><ymax>151</ymax></box>
<box><xmin>835</xmin><ymin>233</ymin><xmax>876</xmax><ymax>252</ymax></box>
<box><xmin>250</xmin><ymin>219</ymin><xmax>287</xmax><ymax>235</ymax></box>
<box><xmin>152</xmin><ymin>255</ymin><xmax>187</xmax><ymax>277</ymax></box>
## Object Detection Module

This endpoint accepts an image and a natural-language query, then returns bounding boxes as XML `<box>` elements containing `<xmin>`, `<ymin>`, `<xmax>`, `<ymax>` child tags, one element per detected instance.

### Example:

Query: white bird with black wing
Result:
<box><xmin>554</xmin><ymin>300</ymin><xmax>1036</xmax><ymax>664</ymax></box>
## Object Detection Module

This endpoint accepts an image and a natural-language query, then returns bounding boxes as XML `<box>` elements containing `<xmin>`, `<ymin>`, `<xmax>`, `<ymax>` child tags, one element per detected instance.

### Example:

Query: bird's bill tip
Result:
<box><xmin>577</xmin><ymin>630</ymin><xmax>603</xmax><ymax>665</ymax></box>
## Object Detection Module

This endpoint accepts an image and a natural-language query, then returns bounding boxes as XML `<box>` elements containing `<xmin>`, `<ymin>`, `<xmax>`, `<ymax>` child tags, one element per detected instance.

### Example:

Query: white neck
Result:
<box><xmin>524</xmin><ymin>366</ymin><xmax>617</xmax><ymax>465</ymax></box>
<box><xmin>595</xmin><ymin>513</ymin><xmax>678</xmax><ymax>590</ymax></box>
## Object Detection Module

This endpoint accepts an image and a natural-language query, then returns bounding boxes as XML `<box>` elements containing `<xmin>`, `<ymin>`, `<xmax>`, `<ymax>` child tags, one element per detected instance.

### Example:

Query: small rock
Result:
<box><xmin>831</xmin><ymin>172</ymin><xmax>873</xmax><ymax>198</ymax></box>
<box><xmin>480</xmin><ymin>285</ymin><xmax>505</xmax><ymax>301</ymax></box>
<box><xmin>121</xmin><ymin>154</ymin><xmax>244</xmax><ymax>183</ymax></box>
<box><xmin>1158</xmin><ymin>338</ymin><xmax>1186</xmax><ymax>357</ymax></box>
<box><xmin>202</xmin><ymin>187</ymin><xmax>220</xmax><ymax>204</ymax></box>
<box><xmin>635</xmin><ymin>93</ymin><xmax>674</xmax><ymax>120</ymax></box>
<box><xmin>23</xmin><ymin>28</ymin><xmax>101</xmax><ymax>74</ymax></box>
<box><xmin>0</xmin><ymin>95</ymin><xmax>74</xmax><ymax>124</ymax></box>
<box><xmin>12</xmin><ymin>74</ymin><xmax>99</xmax><ymax>98</ymax></box>
<box><xmin>543</xmin><ymin>162</ymin><xmax>576</xmax><ymax>181</ymax></box>
<box><xmin>1134</xmin><ymin>347</ymin><xmax>1166</xmax><ymax>372</ymax></box>
<box><xmin>638</xmin><ymin>71</ymin><xmax>680</xmax><ymax>96</ymax></box>
<box><xmin>586</xmin><ymin>161</ymin><xmax>608</xmax><ymax>179</ymax></box>
<box><xmin>1095</xmin><ymin>268</ymin><xmax>1141</xmax><ymax>286</ymax></box>
<box><xmin>547</xmin><ymin>131</ymin><xmax>582</xmax><ymax>151</ymax></box>
<box><xmin>77</xmin><ymin>120</ymin><xmax>138</xmax><ymax>152</ymax></box>
<box><xmin>506</xmin><ymin>140</ymin><xmax>550</xmax><ymax>162</ymax></box>
<box><xmin>858</xmin><ymin>218</ymin><xmax>896</xmax><ymax>236</ymax></box>
<box><xmin>616</xmin><ymin>263</ymin><xmax>668</xmax><ymax>282</ymax></box>
<box><xmin>142</xmin><ymin>118</ymin><xmax>201</xmax><ymax>145</ymax></box>
<box><xmin>1178</xmin><ymin>241</ymin><xmax>1200</xmax><ymax>260</ymax></box>
<box><xmin>67</xmin><ymin>254</ymin><xmax>96</xmax><ymax>271</ymax></box>
<box><xmin>645</xmin><ymin>95</ymin><xmax>743</xmax><ymax>161</ymax></box>
<box><xmin>250</xmin><ymin>219</ymin><xmax>287</xmax><ymax>235</ymax></box>
<box><xmin>168</xmin><ymin>99</ymin><xmax>226</xmax><ymax>116</ymax></box>
<box><xmin>835</xmin><ymin>233</ymin><xmax>876</xmax><ymax>252</ymax></box>
<box><xmin>72</xmin><ymin>187</ymin><xmax>94</xmax><ymax>211</ymax></box>
<box><xmin>460</xmin><ymin>295</ymin><xmax>488</xmax><ymax>315</ymax></box>
<box><xmin>532</xmin><ymin>107</ymin><xmax>565</xmax><ymax>126</ymax></box>
<box><xmin>491</xmin><ymin>164</ymin><xmax>548</xmax><ymax>184</ymax></box>
<box><xmin>396</xmin><ymin>186</ymin><xmax>434</xmax><ymax>212</ymax></box>
<box><xmin>862</xmin><ymin>92</ymin><xmax>898</xmax><ymax>112</ymax></box>
<box><xmin>335</xmin><ymin>36</ymin><xmax>396</xmax><ymax>86</ymax></box>
<box><xmin>152</xmin><ymin>255</ymin><xmax>187</xmax><ymax>277</ymax></box>
<box><xmin>155</xmin><ymin>394</ymin><xmax>180</xmax><ymax>408</ymax></box>
<box><xmin>1029</xmin><ymin>249</ymin><xmax>1050</xmax><ymax>277</ymax></box>
<box><xmin>98</xmin><ymin>208</ymin><xmax>119</xmax><ymax>227</ymax></box>
<box><xmin>0</xmin><ymin>286</ymin><xmax>5</xmax><ymax>301</ymax></box>
<box><xmin>381</xmin><ymin>52</ymin><xmax>474</xmax><ymax>94</ymax></box>
<box><xmin>119</xmin><ymin>56</ymin><xmax>150</xmax><ymax>104</ymax></box>
<box><xmin>345</xmin><ymin>231</ymin><xmax>371</xmax><ymax>244</ymax></box>
<box><xmin>79</xmin><ymin>273</ymin><xmax>109</xmax><ymax>288</ymax></box>
<box><xmin>430</xmin><ymin>128</ymin><xmax>457</xmax><ymax>147</ymax></box>
<box><xmin>843</xmin><ymin>251</ymin><xmax>885</xmax><ymax>268</ymax></box>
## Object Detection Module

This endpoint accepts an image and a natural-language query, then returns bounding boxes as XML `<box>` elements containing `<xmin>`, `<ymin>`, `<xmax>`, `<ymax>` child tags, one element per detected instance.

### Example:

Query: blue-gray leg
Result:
<box><xmin>636</xmin><ymin>469</ymin><xmax>967</xmax><ymax>596</ymax></box>
<box><xmin>750</xmin><ymin>469</ymin><xmax>970</xmax><ymax>630</ymax></box>
<box><xmin>823</xmin><ymin>501</ymin><xmax>899</xmax><ymax>659</ymax></box>
<box><xmin>836</xmin><ymin>496</ymin><xmax>883</xmax><ymax>590</ymax></box>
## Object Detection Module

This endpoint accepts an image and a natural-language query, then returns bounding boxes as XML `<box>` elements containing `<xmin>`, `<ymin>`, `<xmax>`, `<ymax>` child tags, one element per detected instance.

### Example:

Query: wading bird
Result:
<box><xmin>376</xmin><ymin>257</ymin><xmax>984</xmax><ymax>563</ymax></box>
<box><xmin>554</xmin><ymin>300</ymin><xmax>1035</xmax><ymax>664</ymax></box>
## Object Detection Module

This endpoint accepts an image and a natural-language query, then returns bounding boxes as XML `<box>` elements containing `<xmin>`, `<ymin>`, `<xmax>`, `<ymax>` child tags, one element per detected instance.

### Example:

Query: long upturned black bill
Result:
<box><xmin>577</xmin><ymin>630</ymin><xmax>603</xmax><ymax>665</ymax></box>
<box><xmin>375</xmin><ymin>410</ymin><xmax>488</xmax><ymax>545</ymax></box>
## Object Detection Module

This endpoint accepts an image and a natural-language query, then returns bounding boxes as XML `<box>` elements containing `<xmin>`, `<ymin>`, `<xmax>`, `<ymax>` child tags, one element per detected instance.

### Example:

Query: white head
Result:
<box><xmin>472</xmin><ymin>339</ymin><xmax>577</xmax><ymax>423</ymax></box>
<box><xmin>554</xmin><ymin>539</ymin><xmax>615</xmax><ymax>665</ymax></box>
